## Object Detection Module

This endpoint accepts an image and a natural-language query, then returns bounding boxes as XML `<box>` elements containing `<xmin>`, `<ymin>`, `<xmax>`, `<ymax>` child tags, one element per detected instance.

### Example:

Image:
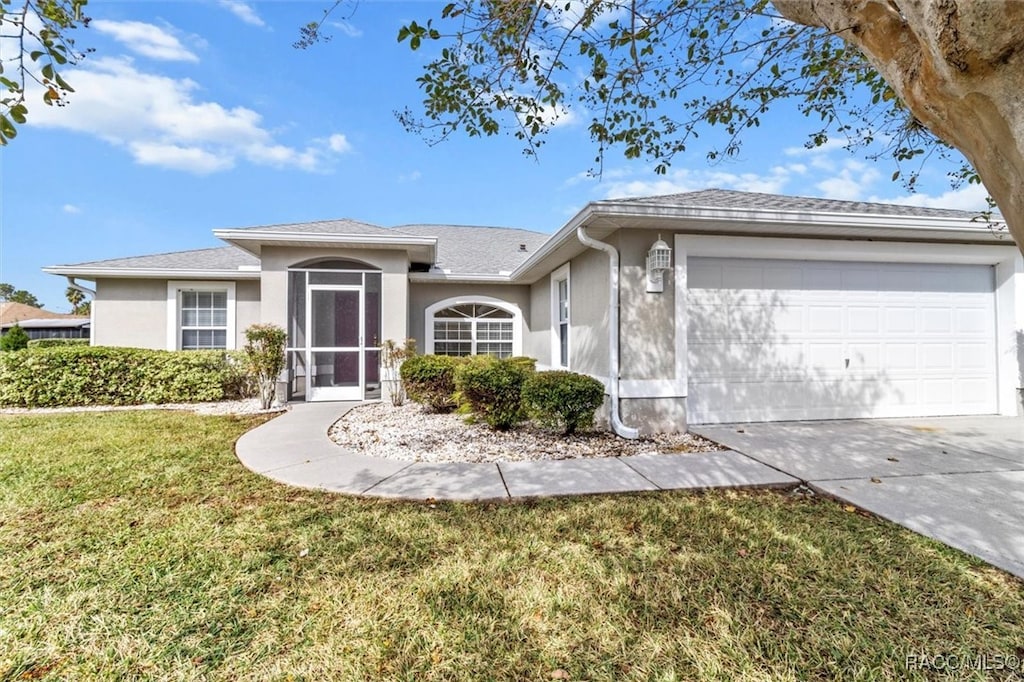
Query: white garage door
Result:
<box><xmin>686</xmin><ymin>258</ymin><xmax>998</xmax><ymax>423</ymax></box>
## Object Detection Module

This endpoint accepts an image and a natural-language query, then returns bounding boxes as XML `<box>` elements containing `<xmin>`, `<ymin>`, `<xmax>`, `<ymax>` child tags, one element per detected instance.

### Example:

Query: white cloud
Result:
<box><xmin>327</xmin><ymin>133</ymin><xmax>352</xmax><ymax>153</ymax></box>
<box><xmin>27</xmin><ymin>58</ymin><xmax>353</xmax><ymax>175</ymax></box>
<box><xmin>62</xmin><ymin>204</ymin><xmax>81</xmax><ymax>214</ymax></box>
<box><xmin>869</xmin><ymin>183</ymin><xmax>993</xmax><ymax>212</ymax></box>
<box><xmin>399</xmin><ymin>170</ymin><xmax>422</xmax><ymax>183</ymax></box>
<box><xmin>218</xmin><ymin>0</ymin><xmax>265</xmax><ymax>27</ymax></box>
<box><xmin>130</xmin><ymin>142</ymin><xmax>235</xmax><ymax>174</ymax></box>
<box><xmin>594</xmin><ymin>165</ymin><xmax>797</xmax><ymax>200</ymax></box>
<box><xmin>92</xmin><ymin>20</ymin><xmax>199</xmax><ymax>62</ymax></box>
<box><xmin>546</xmin><ymin>1</ymin><xmax>629</xmax><ymax>31</ymax></box>
<box><xmin>814</xmin><ymin>160</ymin><xmax>880</xmax><ymax>201</ymax></box>
<box><xmin>330</xmin><ymin>21</ymin><xmax>363</xmax><ymax>38</ymax></box>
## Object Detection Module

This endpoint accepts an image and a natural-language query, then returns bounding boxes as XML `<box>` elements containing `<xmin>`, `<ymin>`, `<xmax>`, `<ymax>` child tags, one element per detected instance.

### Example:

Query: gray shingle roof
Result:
<box><xmin>395</xmin><ymin>224</ymin><xmax>549</xmax><ymax>274</ymax></box>
<box><xmin>229</xmin><ymin>218</ymin><xmax>394</xmax><ymax>235</ymax></box>
<box><xmin>613</xmin><ymin>188</ymin><xmax>988</xmax><ymax>219</ymax></box>
<box><xmin>62</xmin><ymin>246</ymin><xmax>259</xmax><ymax>270</ymax></box>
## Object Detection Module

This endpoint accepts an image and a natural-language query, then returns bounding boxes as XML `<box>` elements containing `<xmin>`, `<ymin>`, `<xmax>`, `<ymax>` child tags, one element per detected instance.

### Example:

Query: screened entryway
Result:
<box><xmin>286</xmin><ymin>259</ymin><xmax>382</xmax><ymax>402</ymax></box>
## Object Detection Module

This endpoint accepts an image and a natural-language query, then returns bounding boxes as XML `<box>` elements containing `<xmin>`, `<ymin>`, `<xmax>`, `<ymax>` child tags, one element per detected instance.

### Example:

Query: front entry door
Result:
<box><xmin>308</xmin><ymin>285</ymin><xmax>364</xmax><ymax>401</ymax></box>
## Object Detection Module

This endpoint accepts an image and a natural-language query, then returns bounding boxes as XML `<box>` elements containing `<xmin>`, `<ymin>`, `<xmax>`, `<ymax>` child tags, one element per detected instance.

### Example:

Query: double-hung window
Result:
<box><xmin>551</xmin><ymin>264</ymin><xmax>570</xmax><ymax>368</ymax></box>
<box><xmin>180</xmin><ymin>291</ymin><xmax>228</xmax><ymax>349</ymax></box>
<box><xmin>167</xmin><ymin>281</ymin><xmax>236</xmax><ymax>351</ymax></box>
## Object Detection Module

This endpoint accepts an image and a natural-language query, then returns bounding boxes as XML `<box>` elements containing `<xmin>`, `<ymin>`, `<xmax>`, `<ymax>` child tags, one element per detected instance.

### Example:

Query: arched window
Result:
<box><xmin>427</xmin><ymin>299</ymin><xmax>521</xmax><ymax>358</ymax></box>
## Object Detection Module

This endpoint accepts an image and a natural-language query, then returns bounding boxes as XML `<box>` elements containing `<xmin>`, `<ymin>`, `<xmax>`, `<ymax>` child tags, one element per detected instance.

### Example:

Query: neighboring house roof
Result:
<box><xmin>396</xmin><ymin>224</ymin><xmax>549</xmax><ymax>276</ymax></box>
<box><xmin>0</xmin><ymin>302</ymin><xmax>85</xmax><ymax>324</ymax></box>
<box><xmin>1</xmin><ymin>317</ymin><xmax>91</xmax><ymax>329</ymax></box>
<box><xmin>615</xmin><ymin>189</ymin><xmax>993</xmax><ymax>220</ymax></box>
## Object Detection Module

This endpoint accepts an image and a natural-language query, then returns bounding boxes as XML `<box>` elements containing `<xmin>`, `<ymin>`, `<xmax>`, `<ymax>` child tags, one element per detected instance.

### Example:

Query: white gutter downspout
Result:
<box><xmin>576</xmin><ymin>225</ymin><xmax>639</xmax><ymax>440</ymax></box>
<box><xmin>65</xmin><ymin>277</ymin><xmax>96</xmax><ymax>346</ymax></box>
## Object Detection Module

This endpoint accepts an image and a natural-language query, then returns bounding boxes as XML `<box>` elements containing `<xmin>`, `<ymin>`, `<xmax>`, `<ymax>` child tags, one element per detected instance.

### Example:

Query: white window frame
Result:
<box><xmin>166</xmin><ymin>281</ymin><xmax>236</xmax><ymax>351</ymax></box>
<box><xmin>425</xmin><ymin>296</ymin><xmax>522</xmax><ymax>357</ymax></box>
<box><xmin>550</xmin><ymin>263</ymin><xmax>570</xmax><ymax>368</ymax></box>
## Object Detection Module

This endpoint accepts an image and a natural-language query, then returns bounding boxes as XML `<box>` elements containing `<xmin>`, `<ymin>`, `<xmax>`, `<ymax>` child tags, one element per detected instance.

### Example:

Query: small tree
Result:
<box><xmin>0</xmin><ymin>324</ymin><xmax>30</xmax><ymax>352</ymax></box>
<box><xmin>380</xmin><ymin>338</ymin><xmax>417</xmax><ymax>406</ymax></box>
<box><xmin>243</xmin><ymin>323</ymin><xmax>287</xmax><ymax>410</ymax></box>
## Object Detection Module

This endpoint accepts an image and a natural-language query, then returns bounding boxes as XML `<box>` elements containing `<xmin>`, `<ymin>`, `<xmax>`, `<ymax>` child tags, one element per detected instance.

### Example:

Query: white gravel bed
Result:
<box><xmin>329</xmin><ymin>401</ymin><xmax>722</xmax><ymax>463</ymax></box>
<box><xmin>0</xmin><ymin>398</ymin><xmax>286</xmax><ymax>416</ymax></box>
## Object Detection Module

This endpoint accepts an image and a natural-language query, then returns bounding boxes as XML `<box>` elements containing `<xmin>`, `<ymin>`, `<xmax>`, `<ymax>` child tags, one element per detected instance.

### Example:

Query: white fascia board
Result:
<box><xmin>409</xmin><ymin>272</ymin><xmax>513</xmax><ymax>283</ymax></box>
<box><xmin>589</xmin><ymin>200</ymin><xmax>1003</xmax><ymax>234</ymax></box>
<box><xmin>42</xmin><ymin>266</ymin><xmax>260</xmax><ymax>280</ymax></box>
<box><xmin>213</xmin><ymin>229</ymin><xmax>437</xmax><ymax>251</ymax></box>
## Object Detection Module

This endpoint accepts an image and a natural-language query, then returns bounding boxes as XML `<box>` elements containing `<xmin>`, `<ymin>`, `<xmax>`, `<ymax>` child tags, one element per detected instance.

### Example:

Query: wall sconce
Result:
<box><xmin>646</xmin><ymin>235</ymin><xmax>672</xmax><ymax>293</ymax></box>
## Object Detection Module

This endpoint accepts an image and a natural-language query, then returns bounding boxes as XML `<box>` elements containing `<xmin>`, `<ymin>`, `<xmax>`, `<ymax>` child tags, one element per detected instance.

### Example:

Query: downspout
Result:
<box><xmin>65</xmin><ymin>277</ymin><xmax>96</xmax><ymax>346</ymax></box>
<box><xmin>576</xmin><ymin>225</ymin><xmax>639</xmax><ymax>440</ymax></box>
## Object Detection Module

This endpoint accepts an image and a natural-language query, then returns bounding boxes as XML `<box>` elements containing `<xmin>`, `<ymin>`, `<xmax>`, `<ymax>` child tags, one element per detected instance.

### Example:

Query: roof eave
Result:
<box><xmin>409</xmin><ymin>272</ymin><xmax>513</xmax><ymax>284</ymax></box>
<box><xmin>42</xmin><ymin>266</ymin><xmax>262</xmax><ymax>280</ymax></box>
<box><xmin>509</xmin><ymin>201</ymin><xmax>1012</xmax><ymax>283</ymax></box>
<box><xmin>213</xmin><ymin>229</ymin><xmax>438</xmax><ymax>262</ymax></box>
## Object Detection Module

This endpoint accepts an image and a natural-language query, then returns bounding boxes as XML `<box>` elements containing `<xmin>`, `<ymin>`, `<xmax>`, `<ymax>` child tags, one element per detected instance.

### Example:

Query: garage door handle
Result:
<box><xmin>844</xmin><ymin>358</ymin><xmax>850</xmax><ymax>369</ymax></box>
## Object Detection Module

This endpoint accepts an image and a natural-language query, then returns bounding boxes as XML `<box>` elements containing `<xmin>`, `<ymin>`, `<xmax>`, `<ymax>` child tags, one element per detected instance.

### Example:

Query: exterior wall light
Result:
<box><xmin>646</xmin><ymin>235</ymin><xmax>672</xmax><ymax>293</ymax></box>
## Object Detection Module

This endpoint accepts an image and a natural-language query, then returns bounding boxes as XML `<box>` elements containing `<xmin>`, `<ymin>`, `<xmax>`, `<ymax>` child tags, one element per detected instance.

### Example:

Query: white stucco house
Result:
<box><xmin>44</xmin><ymin>189</ymin><xmax>1024</xmax><ymax>434</ymax></box>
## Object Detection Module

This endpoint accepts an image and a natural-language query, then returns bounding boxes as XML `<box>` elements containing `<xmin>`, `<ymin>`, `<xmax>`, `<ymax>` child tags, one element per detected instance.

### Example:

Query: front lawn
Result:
<box><xmin>1</xmin><ymin>412</ymin><xmax>1021</xmax><ymax>680</ymax></box>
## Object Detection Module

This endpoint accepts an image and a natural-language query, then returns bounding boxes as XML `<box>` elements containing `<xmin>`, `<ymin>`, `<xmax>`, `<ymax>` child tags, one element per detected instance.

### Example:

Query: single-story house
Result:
<box><xmin>43</xmin><ymin>189</ymin><xmax>1024</xmax><ymax>434</ymax></box>
<box><xmin>0</xmin><ymin>302</ymin><xmax>91</xmax><ymax>340</ymax></box>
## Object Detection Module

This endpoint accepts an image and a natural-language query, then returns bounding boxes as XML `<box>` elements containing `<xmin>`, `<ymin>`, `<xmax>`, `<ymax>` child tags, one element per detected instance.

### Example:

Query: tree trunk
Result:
<box><xmin>772</xmin><ymin>0</ymin><xmax>1024</xmax><ymax>253</ymax></box>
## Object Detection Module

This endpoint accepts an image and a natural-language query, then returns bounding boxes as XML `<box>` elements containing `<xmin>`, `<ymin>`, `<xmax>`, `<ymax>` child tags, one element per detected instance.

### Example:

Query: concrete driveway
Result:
<box><xmin>691</xmin><ymin>417</ymin><xmax>1024</xmax><ymax>579</ymax></box>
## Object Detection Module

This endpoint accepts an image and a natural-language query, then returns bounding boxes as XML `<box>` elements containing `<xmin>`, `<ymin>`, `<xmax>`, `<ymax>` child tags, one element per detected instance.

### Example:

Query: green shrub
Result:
<box><xmin>522</xmin><ymin>371</ymin><xmax>606</xmax><ymax>435</ymax></box>
<box><xmin>454</xmin><ymin>356</ymin><xmax>533</xmax><ymax>431</ymax></box>
<box><xmin>27</xmin><ymin>338</ymin><xmax>89</xmax><ymax>348</ymax></box>
<box><xmin>0</xmin><ymin>346</ymin><xmax>248</xmax><ymax>408</ymax></box>
<box><xmin>0</xmin><ymin>324</ymin><xmax>29</xmax><ymax>351</ymax></box>
<box><xmin>243</xmin><ymin>323</ymin><xmax>287</xmax><ymax>409</ymax></box>
<box><xmin>400</xmin><ymin>354</ymin><xmax>463</xmax><ymax>412</ymax></box>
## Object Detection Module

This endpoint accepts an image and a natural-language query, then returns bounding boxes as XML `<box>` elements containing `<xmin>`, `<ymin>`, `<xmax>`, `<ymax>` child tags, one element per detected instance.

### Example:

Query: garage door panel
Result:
<box><xmin>885</xmin><ymin>308</ymin><xmax>917</xmax><ymax>333</ymax></box>
<box><xmin>847</xmin><ymin>307</ymin><xmax>880</xmax><ymax>333</ymax></box>
<box><xmin>920</xmin><ymin>308</ymin><xmax>952</xmax><ymax>333</ymax></box>
<box><xmin>687</xmin><ymin>258</ymin><xmax>998</xmax><ymax>423</ymax></box>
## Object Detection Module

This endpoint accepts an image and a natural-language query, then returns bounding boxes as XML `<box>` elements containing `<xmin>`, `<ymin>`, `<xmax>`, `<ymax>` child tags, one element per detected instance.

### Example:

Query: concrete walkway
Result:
<box><xmin>692</xmin><ymin>417</ymin><xmax>1024</xmax><ymax>579</ymax></box>
<box><xmin>235</xmin><ymin>402</ymin><xmax>797</xmax><ymax>502</ymax></box>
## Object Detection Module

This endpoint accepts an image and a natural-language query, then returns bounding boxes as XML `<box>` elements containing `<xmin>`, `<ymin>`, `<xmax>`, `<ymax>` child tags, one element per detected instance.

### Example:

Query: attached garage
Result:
<box><xmin>687</xmin><ymin>257</ymin><xmax>999</xmax><ymax>423</ymax></box>
<box><xmin>677</xmin><ymin>235</ymin><xmax>1022</xmax><ymax>426</ymax></box>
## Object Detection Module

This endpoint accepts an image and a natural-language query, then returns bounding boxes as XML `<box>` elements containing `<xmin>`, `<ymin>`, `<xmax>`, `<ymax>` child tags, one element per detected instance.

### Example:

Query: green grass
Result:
<box><xmin>1</xmin><ymin>412</ymin><xmax>1022</xmax><ymax>681</ymax></box>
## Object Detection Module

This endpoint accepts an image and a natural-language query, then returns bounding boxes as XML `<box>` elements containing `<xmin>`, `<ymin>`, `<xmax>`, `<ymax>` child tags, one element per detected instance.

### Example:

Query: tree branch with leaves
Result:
<box><xmin>0</xmin><ymin>0</ymin><xmax>90</xmax><ymax>144</ymax></box>
<box><xmin>365</xmin><ymin>0</ymin><xmax>1016</xmax><ymax>248</ymax></box>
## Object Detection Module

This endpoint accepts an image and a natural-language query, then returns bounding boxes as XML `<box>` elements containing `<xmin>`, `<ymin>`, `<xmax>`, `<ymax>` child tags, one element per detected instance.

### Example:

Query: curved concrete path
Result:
<box><xmin>235</xmin><ymin>402</ymin><xmax>797</xmax><ymax>501</ymax></box>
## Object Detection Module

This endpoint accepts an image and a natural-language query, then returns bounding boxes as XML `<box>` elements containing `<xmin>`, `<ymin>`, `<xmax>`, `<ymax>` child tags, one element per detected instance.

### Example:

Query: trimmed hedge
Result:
<box><xmin>522</xmin><ymin>370</ymin><xmax>606</xmax><ymax>435</ymax></box>
<box><xmin>26</xmin><ymin>338</ymin><xmax>90</xmax><ymax>348</ymax></box>
<box><xmin>0</xmin><ymin>346</ymin><xmax>251</xmax><ymax>408</ymax></box>
<box><xmin>454</xmin><ymin>356</ymin><xmax>533</xmax><ymax>431</ymax></box>
<box><xmin>400</xmin><ymin>354</ymin><xmax>464</xmax><ymax>412</ymax></box>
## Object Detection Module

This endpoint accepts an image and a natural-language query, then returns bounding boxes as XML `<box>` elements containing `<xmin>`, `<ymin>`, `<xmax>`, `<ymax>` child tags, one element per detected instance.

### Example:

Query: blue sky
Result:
<box><xmin>0</xmin><ymin>1</ymin><xmax>988</xmax><ymax>312</ymax></box>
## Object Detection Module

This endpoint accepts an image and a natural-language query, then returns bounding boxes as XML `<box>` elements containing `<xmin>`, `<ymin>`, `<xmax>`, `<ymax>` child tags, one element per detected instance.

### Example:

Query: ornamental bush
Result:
<box><xmin>522</xmin><ymin>370</ymin><xmax>606</xmax><ymax>435</ymax></box>
<box><xmin>26</xmin><ymin>338</ymin><xmax>89</xmax><ymax>348</ymax></box>
<box><xmin>0</xmin><ymin>324</ymin><xmax>29</xmax><ymax>352</ymax></box>
<box><xmin>0</xmin><ymin>346</ymin><xmax>247</xmax><ymax>408</ymax></box>
<box><xmin>400</xmin><ymin>354</ymin><xmax>463</xmax><ymax>412</ymax></box>
<box><xmin>454</xmin><ymin>355</ymin><xmax>534</xmax><ymax>431</ymax></box>
<box><xmin>243</xmin><ymin>323</ymin><xmax>287</xmax><ymax>409</ymax></box>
